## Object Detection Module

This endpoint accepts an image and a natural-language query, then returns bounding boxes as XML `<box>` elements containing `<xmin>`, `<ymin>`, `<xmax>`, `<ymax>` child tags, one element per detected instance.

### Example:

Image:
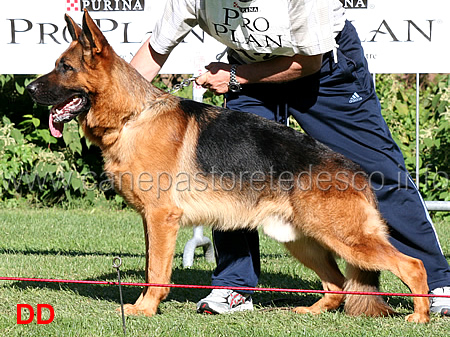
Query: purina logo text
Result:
<box><xmin>78</xmin><ymin>0</ymin><xmax>145</xmax><ymax>12</ymax></box>
<box><xmin>340</xmin><ymin>0</ymin><xmax>368</xmax><ymax>9</ymax></box>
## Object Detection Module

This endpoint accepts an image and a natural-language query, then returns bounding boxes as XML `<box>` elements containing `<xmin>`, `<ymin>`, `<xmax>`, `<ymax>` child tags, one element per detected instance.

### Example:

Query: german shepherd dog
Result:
<box><xmin>27</xmin><ymin>11</ymin><xmax>430</xmax><ymax>323</ymax></box>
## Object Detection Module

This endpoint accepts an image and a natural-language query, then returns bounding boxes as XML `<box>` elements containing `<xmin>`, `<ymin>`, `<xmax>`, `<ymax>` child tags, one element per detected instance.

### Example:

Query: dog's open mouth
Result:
<box><xmin>49</xmin><ymin>95</ymin><xmax>89</xmax><ymax>138</ymax></box>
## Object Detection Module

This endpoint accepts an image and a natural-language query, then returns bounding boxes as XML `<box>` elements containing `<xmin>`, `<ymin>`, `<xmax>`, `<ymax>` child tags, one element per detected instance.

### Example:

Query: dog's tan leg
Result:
<box><xmin>284</xmin><ymin>237</ymin><xmax>346</xmax><ymax>314</ymax></box>
<box><xmin>346</xmin><ymin>247</ymin><xmax>430</xmax><ymax>323</ymax></box>
<box><xmin>324</xmin><ymin>222</ymin><xmax>430</xmax><ymax>322</ymax></box>
<box><xmin>121</xmin><ymin>206</ymin><xmax>182</xmax><ymax>317</ymax></box>
<box><xmin>390</xmin><ymin>254</ymin><xmax>430</xmax><ymax>323</ymax></box>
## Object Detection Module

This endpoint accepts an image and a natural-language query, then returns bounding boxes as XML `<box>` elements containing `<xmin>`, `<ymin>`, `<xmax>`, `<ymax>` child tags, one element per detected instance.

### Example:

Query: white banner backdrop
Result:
<box><xmin>1</xmin><ymin>0</ymin><xmax>449</xmax><ymax>74</ymax></box>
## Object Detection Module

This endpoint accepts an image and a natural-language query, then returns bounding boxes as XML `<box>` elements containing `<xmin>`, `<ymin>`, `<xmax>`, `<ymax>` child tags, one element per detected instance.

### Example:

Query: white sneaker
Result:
<box><xmin>429</xmin><ymin>286</ymin><xmax>450</xmax><ymax>316</ymax></box>
<box><xmin>196</xmin><ymin>289</ymin><xmax>254</xmax><ymax>314</ymax></box>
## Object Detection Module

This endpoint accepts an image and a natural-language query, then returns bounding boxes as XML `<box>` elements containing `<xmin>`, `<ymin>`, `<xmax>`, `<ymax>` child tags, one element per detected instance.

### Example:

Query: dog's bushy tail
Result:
<box><xmin>344</xmin><ymin>265</ymin><xmax>395</xmax><ymax>317</ymax></box>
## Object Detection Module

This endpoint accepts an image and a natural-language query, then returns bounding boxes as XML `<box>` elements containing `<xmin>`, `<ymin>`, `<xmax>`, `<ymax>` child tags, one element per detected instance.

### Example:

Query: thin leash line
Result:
<box><xmin>0</xmin><ymin>276</ymin><xmax>449</xmax><ymax>299</ymax></box>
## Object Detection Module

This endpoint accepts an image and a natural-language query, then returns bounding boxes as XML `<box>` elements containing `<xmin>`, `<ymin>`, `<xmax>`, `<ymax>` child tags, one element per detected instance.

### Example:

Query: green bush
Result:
<box><xmin>0</xmin><ymin>75</ymin><xmax>108</xmax><ymax>206</ymax></box>
<box><xmin>377</xmin><ymin>74</ymin><xmax>449</xmax><ymax>201</ymax></box>
<box><xmin>0</xmin><ymin>116</ymin><xmax>97</xmax><ymax>205</ymax></box>
<box><xmin>0</xmin><ymin>73</ymin><xmax>448</xmax><ymax>207</ymax></box>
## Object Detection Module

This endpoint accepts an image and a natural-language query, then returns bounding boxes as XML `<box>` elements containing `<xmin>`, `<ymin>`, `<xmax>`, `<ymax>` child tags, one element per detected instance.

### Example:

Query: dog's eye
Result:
<box><xmin>61</xmin><ymin>63</ymin><xmax>74</xmax><ymax>73</ymax></box>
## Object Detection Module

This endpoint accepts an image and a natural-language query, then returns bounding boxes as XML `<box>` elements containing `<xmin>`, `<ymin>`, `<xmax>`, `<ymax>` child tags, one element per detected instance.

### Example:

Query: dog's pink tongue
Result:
<box><xmin>49</xmin><ymin>113</ymin><xmax>64</xmax><ymax>138</ymax></box>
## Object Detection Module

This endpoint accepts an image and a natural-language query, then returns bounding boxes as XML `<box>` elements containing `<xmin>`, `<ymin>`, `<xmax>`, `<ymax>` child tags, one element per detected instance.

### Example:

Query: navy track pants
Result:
<box><xmin>211</xmin><ymin>20</ymin><xmax>449</xmax><ymax>291</ymax></box>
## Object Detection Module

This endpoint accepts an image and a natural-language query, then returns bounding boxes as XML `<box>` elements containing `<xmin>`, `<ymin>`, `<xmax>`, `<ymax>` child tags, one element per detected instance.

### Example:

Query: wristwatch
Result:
<box><xmin>228</xmin><ymin>64</ymin><xmax>241</xmax><ymax>92</ymax></box>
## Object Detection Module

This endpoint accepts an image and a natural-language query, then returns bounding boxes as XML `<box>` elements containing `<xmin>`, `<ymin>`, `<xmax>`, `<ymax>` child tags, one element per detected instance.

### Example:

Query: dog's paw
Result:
<box><xmin>292</xmin><ymin>306</ymin><xmax>322</xmax><ymax>315</ymax></box>
<box><xmin>405</xmin><ymin>313</ymin><xmax>430</xmax><ymax>323</ymax></box>
<box><xmin>118</xmin><ymin>304</ymin><xmax>156</xmax><ymax>317</ymax></box>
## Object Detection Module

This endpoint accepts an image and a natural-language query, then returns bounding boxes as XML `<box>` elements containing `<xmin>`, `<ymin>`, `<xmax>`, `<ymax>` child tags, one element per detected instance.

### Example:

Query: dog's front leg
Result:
<box><xmin>122</xmin><ymin>206</ymin><xmax>182</xmax><ymax>317</ymax></box>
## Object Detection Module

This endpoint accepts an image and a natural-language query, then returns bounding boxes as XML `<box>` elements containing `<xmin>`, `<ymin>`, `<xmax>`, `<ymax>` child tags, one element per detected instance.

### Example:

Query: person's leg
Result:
<box><xmin>287</xmin><ymin>21</ymin><xmax>449</xmax><ymax>297</ymax></box>
<box><xmin>196</xmin><ymin>229</ymin><xmax>260</xmax><ymax>314</ymax></box>
<box><xmin>211</xmin><ymin>229</ymin><xmax>261</xmax><ymax>289</ymax></box>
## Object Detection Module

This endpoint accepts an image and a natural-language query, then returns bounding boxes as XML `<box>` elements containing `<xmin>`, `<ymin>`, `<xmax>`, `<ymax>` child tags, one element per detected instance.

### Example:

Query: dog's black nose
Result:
<box><xmin>26</xmin><ymin>82</ymin><xmax>38</xmax><ymax>95</ymax></box>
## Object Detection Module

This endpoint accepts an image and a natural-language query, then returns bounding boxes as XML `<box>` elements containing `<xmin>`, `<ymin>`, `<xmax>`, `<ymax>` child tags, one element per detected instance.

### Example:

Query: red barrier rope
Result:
<box><xmin>1</xmin><ymin>276</ymin><xmax>449</xmax><ymax>298</ymax></box>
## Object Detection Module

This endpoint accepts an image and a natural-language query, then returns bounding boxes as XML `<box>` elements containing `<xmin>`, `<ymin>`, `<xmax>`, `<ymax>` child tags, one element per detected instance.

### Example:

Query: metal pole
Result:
<box><xmin>425</xmin><ymin>201</ymin><xmax>450</xmax><ymax>211</ymax></box>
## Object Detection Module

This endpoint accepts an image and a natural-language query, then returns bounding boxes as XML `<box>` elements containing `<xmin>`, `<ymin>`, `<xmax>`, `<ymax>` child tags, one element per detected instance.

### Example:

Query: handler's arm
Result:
<box><xmin>130</xmin><ymin>37</ymin><xmax>169</xmax><ymax>82</ymax></box>
<box><xmin>238</xmin><ymin>54</ymin><xmax>322</xmax><ymax>84</ymax></box>
<box><xmin>196</xmin><ymin>54</ymin><xmax>323</xmax><ymax>95</ymax></box>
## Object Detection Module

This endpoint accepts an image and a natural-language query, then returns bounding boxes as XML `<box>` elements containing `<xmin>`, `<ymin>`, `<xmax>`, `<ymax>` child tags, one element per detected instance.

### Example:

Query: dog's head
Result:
<box><xmin>27</xmin><ymin>10</ymin><xmax>112</xmax><ymax>138</ymax></box>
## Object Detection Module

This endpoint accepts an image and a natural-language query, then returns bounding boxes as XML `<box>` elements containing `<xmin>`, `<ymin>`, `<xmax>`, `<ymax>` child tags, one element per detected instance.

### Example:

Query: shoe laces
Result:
<box><xmin>207</xmin><ymin>289</ymin><xmax>234</xmax><ymax>298</ymax></box>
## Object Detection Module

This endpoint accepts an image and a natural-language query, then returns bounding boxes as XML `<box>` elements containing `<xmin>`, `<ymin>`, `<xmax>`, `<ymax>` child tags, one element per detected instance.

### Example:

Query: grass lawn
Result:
<box><xmin>0</xmin><ymin>207</ymin><xmax>448</xmax><ymax>336</ymax></box>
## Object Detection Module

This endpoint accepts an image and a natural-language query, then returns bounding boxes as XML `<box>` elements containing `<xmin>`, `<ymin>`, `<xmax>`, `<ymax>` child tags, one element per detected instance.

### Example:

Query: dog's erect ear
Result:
<box><xmin>65</xmin><ymin>14</ymin><xmax>81</xmax><ymax>41</ymax></box>
<box><xmin>81</xmin><ymin>9</ymin><xmax>109</xmax><ymax>54</ymax></box>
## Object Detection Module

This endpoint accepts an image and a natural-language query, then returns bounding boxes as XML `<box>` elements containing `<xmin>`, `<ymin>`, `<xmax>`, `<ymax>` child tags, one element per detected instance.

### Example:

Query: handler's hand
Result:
<box><xmin>195</xmin><ymin>62</ymin><xmax>232</xmax><ymax>95</ymax></box>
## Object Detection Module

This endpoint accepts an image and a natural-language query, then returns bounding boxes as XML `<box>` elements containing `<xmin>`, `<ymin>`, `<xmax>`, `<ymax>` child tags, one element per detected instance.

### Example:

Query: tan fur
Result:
<box><xmin>31</xmin><ymin>11</ymin><xmax>430</xmax><ymax>323</ymax></box>
<box><xmin>344</xmin><ymin>267</ymin><xmax>394</xmax><ymax>317</ymax></box>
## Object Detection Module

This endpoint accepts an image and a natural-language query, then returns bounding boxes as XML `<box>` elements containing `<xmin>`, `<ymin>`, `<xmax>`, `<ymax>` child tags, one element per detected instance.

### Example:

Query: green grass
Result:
<box><xmin>0</xmin><ymin>208</ymin><xmax>448</xmax><ymax>336</ymax></box>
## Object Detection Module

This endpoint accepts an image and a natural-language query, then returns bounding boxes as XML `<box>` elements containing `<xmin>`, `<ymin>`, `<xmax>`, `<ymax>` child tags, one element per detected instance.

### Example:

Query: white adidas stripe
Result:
<box><xmin>349</xmin><ymin>92</ymin><xmax>362</xmax><ymax>103</ymax></box>
<box><xmin>407</xmin><ymin>175</ymin><xmax>444</xmax><ymax>254</ymax></box>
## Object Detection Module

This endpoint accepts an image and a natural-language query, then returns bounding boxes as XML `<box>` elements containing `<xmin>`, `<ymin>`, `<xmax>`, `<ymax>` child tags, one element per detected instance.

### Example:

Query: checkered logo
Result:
<box><xmin>67</xmin><ymin>0</ymin><xmax>80</xmax><ymax>12</ymax></box>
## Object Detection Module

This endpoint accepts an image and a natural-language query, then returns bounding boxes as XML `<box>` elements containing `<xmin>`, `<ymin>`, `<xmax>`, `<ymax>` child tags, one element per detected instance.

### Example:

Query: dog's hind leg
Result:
<box><xmin>292</xmin><ymin>185</ymin><xmax>429</xmax><ymax>322</ymax></box>
<box><xmin>284</xmin><ymin>237</ymin><xmax>346</xmax><ymax>314</ymax></box>
<box><xmin>340</xmin><ymin>242</ymin><xmax>430</xmax><ymax>323</ymax></box>
<box><xmin>121</xmin><ymin>206</ymin><xmax>182</xmax><ymax>317</ymax></box>
<box><xmin>317</xmin><ymin>202</ymin><xmax>430</xmax><ymax>323</ymax></box>
<box><xmin>384</xmin><ymin>253</ymin><xmax>429</xmax><ymax>323</ymax></box>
